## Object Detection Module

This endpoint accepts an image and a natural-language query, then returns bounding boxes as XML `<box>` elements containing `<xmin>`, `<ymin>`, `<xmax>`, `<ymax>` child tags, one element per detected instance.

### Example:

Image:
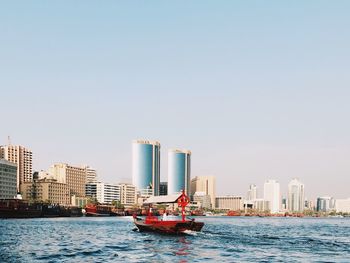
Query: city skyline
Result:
<box><xmin>1</xmin><ymin>2</ymin><xmax>350</xmax><ymax>199</ymax></box>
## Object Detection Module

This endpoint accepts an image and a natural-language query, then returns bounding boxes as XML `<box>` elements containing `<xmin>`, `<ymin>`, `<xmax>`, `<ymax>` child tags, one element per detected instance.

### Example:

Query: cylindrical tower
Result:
<box><xmin>168</xmin><ymin>149</ymin><xmax>191</xmax><ymax>195</ymax></box>
<box><xmin>132</xmin><ymin>140</ymin><xmax>160</xmax><ymax>196</ymax></box>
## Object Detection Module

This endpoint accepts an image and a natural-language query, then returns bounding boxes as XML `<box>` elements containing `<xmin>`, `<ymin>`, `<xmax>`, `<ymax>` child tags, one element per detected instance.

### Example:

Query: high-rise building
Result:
<box><xmin>168</xmin><ymin>149</ymin><xmax>191</xmax><ymax>195</ymax></box>
<box><xmin>191</xmin><ymin>176</ymin><xmax>216</xmax><ymax>208</ymax></box>
<box><xmin>0</xmin><ymin>144</ymin><xmax>33</xmax><ymax>190</ymax></box>
<box><xmin>247</xmin><ymin>184</ymin><xmax>257</xmax><ymax>201</ymax></box>
<box><xmin>287</xmin><ymin>178</ymin><xmax>305</xmax><ymax>212</ymax></box>
<box><xmin>215</xmin><ymin>196</ymin><xmax>244</xmax><ymax>211</ymax></box>
<box><xmin>264</xmin><ymin>179</ymin><xmax>281</xmax><ymax>213</ymax></box>
<box><xmin>48</xmin><ymin>163</ymin><xmax>87</xmax><ymax>197</ymax></box>
<box><xmin>0</xmin><ymin>159</ymin><xmax>17</xmax><ymax>199</ymax></box>
<box><xmin>119</xmin><ymin>183</ymin><xmax>137</xmax><ymax>206</ymax></box>
<box><xmin>159</xmin><ymin>182</ymin><xmax>168</xmax><ymax>196</ymax></box>
<box><xmin>316</xmin><ymin>196</ymin><xmax>334</xmax><ymax>212</ymax></box>
<box><xmin>132</xmin><ymin>140</ymin><xmax>160</xmax><ymax>196</ymax></box>
<box><xmin>20</xmin><ymin>178</ymin><xmax>70</xmax><ymax>205</ymax></box>
<box><xmin>86</xmin><ymin>166</ymin><xmax>97</xmax><ymax>183</ymax></box>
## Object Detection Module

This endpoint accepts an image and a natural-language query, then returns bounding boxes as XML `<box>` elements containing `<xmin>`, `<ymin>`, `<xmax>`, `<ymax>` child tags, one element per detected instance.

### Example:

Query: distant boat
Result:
<box><xmin>85</xmin><ymin>204</ymin><xmax>114</xmax><ymax>216</ymax></box>
<box><xmin>133</xmin><ymin>191</ymin><xmax>204</xmax><ymax>235</ymax></box>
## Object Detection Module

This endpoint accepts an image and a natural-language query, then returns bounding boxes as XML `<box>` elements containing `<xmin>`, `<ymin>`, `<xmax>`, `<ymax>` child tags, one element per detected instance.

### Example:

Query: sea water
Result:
<box><xmin>1</xmin><ymin>216</ymin><xmax>349</xmax><ymax>262</ymax></box>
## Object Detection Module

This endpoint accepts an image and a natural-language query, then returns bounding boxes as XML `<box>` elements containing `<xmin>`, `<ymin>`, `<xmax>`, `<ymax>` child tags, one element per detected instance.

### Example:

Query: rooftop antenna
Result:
<box><xmin>7</xmin><ymin>136</ymin><xmax>11</xmax><ymax>146</ymax></box>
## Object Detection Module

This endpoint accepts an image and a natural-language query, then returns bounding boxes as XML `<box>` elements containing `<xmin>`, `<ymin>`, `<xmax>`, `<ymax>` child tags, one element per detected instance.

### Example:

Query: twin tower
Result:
<box><xmin>132</xmin><ymin>140</ymin><xmax>191</xmax><ymax>196</ymax></box>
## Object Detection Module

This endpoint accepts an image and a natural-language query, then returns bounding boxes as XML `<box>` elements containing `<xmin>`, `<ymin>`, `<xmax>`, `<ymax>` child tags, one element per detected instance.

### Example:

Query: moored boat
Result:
<box><xmin>85</xmin><ymin>204</ymin><xmax>113</xmax><ymax>216</ymax></box>
<box><xmin>133</xmin><ymin>190</ymin><xmax>204</xmax><ymax>234</ymax></box>
<box><xmin>0</xmin><ymin>199</ymin><xmax>42</xmax><ymax>219</ymax></box>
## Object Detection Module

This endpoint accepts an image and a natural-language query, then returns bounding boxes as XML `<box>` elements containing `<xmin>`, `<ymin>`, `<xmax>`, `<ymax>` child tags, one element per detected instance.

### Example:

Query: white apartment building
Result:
<box><xmin>247</xmin><ymin>184</ymin><xmax>257</xmax><ymax>201</ymax></box>
<box><xmin>287</xmin><ymin>178</ymin><xmax>305</xmax><ymax>212</ymax></box>
<box><xmin>264</xmin><ymin>179</ymin><xmax>281</xmax><ymax>213</ymax></box>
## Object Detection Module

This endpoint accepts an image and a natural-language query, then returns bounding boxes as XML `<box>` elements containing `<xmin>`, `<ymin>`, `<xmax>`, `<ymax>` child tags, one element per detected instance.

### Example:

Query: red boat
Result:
<box><xmin>133</xmin><ymin>191</ymin><xmax>204</xmax><ymax>234</ymax></box>
<box><xmin>85</xmin><ymin>204</ymin><xmax>113</xmax><ymax>216</ymax></box>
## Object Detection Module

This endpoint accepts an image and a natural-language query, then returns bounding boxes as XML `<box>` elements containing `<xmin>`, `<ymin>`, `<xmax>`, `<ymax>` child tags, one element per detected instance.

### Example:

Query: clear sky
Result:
<box><xmin>1</xmin><ymin>1</ymin><xmax>350</xmax><ymax>199</ymax></box>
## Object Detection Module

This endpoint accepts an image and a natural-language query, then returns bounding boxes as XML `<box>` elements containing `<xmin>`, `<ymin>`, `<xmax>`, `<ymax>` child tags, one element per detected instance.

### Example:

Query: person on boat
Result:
<box><xmin>162</xmin><ymin>212</ymin><xmax>168</xmax><ymax>221</ymax></box>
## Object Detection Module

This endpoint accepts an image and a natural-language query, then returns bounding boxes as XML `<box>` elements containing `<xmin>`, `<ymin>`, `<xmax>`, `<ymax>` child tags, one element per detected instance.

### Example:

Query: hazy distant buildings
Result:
<box><xmin>317</xmin><ymin>196</ymin><xmax>335</xmax><ymax>212</ymax></box>
<box><xmin>215</xmin><ymin>196</ymin><xmax>243</xmax><ymax>211</ymax></box>
<box><xmin>21</xmin><ymin>178</ymin><xmax>70</xmax><ymax>205</ymax></box>
<box><xmin>168</xmin><ymin>149</ymin><xmax>191</xmax><ymax>195</ymax></box>
<box><xmin>48</xmin><ymin>163</ymin><xmax>87</xmax><ymax>197</ymax></box>
<box><xmin>253</xmin><ymin>199</ymin><xmax>270</xmax><ymax>212</ymax></box>
<box><xmin>264</xmin><ymin>179</ymin><xmax>281</xmax><ymax>213</ymax></box>
<box><xmin>132</xmin><ymin>140</ymin><xmax>160</xmax><ymax>196</ymax></box>
<box><xmin>0</xmin><ymin>144</ymin><xmax>33</xmax><ymax>190</ymax></box>
<box><xmin>191</xmin><ymin>176</ymin><xmax>216</xmax><ymax>209</ymax></box>
<box><xmin>247</xmin><ymin>184</ymin><xmax>257</xmax><ymax>201</ymax></box>
<box><xmin>159</xmin><ymin>182</ymin><xmax>168</xmax><ymax>196</ymax></box>
<box><xmin>335</xmin><ymin>198</ymin><xmax>350</xmax><ymax>213</ymax></box>
<box><xmin>193</xmin><ymin>192</ymin><xmax>211</xmax><ymax>209</ymax></box>
<box><xmin>0</xmin><ymin>159</ymin><xmax>17</xmax><ymax>199</ymax></box>
<box><xmin>287</xmin><ymin>178</ymin><xmax>305</xmax><ymax>212</ymax></box>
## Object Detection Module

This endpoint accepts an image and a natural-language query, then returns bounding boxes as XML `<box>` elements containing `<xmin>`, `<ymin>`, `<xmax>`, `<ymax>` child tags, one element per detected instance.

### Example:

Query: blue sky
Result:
<box><xmin>1</xmin><ymin>1</ymin><xmax>350</xmax><ymax>199</ymax></box>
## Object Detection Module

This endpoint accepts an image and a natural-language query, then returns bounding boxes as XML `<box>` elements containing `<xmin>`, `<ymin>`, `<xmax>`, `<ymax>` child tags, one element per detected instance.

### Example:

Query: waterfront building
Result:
<box><xmin>86</xmin><ymin>182</ymin><xmax>97</xmax><ymax>198</ymax></box>
<box><xmin>168</xmin><ymin>149</ymin><xmax>191</xmax><ymax>195</ymax></box>
<box><xmin>191</xmin><ymin>176</ymin><xmax>216</xmax><ymax>209</ymax></box>
<box><xmin>253</xmin><ymin>199</ymin><xmax>270</xmax><ymax>212</ymax></box>
<box><xmin>71</xmin><ymin>195</ymin><xmax>89</xmax><ymax>207</ymax></box>
<box><xmin>317</xmin><ymin>196</ymin><xmax>335</xmax><ymax>212</ymax></box>
<box><xmin>159</xmin><ymin>182</ymin><xmax>168</xmax><ymax>196</ymax></box>
<box><xmin>119</xmin><ymin>183</ymin><xmax>137</xmax><ymax>206</ymax></box>
<box><xmin>86</xmin><ymin>166</ymin><xmax>97</xmax><ymax>183</ymax></box>
<box><xmin>215</xmin><ymin>196</ymin><xmax>243</xmax><ymax>211</ymax></box>
<box><xmin>247</xmin><ymin>184</ymin><xmax>257</xmax><ymax>201</ymax></box>
<box><xmin>86</xmin><ymin>182</ymin><xmax>121</xmax><ymax>204</ymax></box>
<box><xmin>0</xmin><ymin>144</ymin><xmax>33</xmax><ymax>190</ymax></box>
<box><xmin>0</xmin><ymin>159</ymin><xmax>17</xmax><ymax>199</ymax></box>
<box><xmin>264</xmin><ymin>179</ymin><xmax>281</xmax><ymax>213</ymax></box>
<box><xmin>287</xmin><ymin>178</ymin><xmax>305</xmax><ymax>212</ymax></box>
<box><xmin>335</xmin><ymin>198</ymin><xmax>350</xmax><ymax>213</ymax></box>
<box><xmin>20</xmin><ymin>178</ymin><xmax>70</xmax><ymax>205</ymax></box>
<box><xmin>193</xmin><ymin>192</ymin><xmax>211</xmax><ymax>209</ymax></box>
<box><xmin>132</xmin><ymin>140</ymin><xmax>160</xmax><ymax>196</ymax></box>
<box><xmin>48</xmin><ymin>163</ymin><xmax>87</xmax><ymax>197</ymax></box>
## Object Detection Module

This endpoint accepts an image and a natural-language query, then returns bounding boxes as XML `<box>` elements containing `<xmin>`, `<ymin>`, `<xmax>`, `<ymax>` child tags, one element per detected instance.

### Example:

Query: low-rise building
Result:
<box><xmin>193</xmin><ymin>191</ymin><xmax>211</xmax><ymax>209</ymax></box>
<box><xmin>0</xmin><ymin>159</ymin><xmax>17</xmax><ymax>199</ymax></box>
<box><xmin>215</xmin><ymin>196</ymin><xmax>243</xmax><ymax>211</ymax></box>
<box><xmin>20</xmin><ymin>178</ymin><xmax>70</xmax><ymax>205</ymax></box>
<box><xmin>253</xmin><ymin>199</ymin><xmax>270</xmax><ymax>212</ymax></box>
<box><xmin>335</xmin><ymin>198</ymin><xmax>350</xmax><ymax>213</ymax></box>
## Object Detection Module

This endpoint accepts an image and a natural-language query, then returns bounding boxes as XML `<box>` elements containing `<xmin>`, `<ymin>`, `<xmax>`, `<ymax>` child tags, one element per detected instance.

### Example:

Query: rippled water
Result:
<box><xmin>1</xmin><ymin>216</ymin><xmax>350</xmax><ymax>262</ymax></box>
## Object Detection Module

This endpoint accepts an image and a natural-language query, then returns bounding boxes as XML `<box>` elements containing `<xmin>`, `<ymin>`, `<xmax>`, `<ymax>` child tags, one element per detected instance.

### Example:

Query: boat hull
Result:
<box><xmin>134</xmin><ymin>219</ymin><xmax>204</xmax><ymax>234</ymax></box>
